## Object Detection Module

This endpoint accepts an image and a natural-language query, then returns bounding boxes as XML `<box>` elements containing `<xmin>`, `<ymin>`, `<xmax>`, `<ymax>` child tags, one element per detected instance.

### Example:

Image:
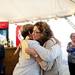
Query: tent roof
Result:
<box><xmin>0</xmin><ymin>0</ymin><xmax>75</xmax><ymax>22</ymax></box>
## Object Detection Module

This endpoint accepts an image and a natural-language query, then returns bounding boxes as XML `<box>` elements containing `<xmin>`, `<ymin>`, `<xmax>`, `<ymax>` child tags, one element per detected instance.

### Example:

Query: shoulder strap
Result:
<box><xmin>21</xmin><ymin>40</ymin><xmax>28</xmax><ymax>49</ymax></box>
<box><xmin>50</xmin><ymin>38</ymin><xmax>57</xmax><ymax>46</ymax></box>
<box><xmin>43</xmin><ymin>38</ymin><xmax>57</xmax><ymax>48</ymax></box>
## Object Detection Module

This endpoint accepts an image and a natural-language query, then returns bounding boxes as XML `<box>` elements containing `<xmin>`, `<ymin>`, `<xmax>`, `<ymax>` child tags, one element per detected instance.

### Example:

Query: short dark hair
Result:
<box><xmin>21</xmin><ymin>24</ymin><xmax>33</xmax><ymax>39</ymax></box>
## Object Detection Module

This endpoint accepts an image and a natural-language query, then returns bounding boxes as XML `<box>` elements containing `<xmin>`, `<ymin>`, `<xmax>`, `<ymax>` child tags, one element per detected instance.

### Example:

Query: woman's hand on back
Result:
<box><xmin>25</xmin><ymin>48</ymin><xmax>38</xmax><ymax>57</ymax></box>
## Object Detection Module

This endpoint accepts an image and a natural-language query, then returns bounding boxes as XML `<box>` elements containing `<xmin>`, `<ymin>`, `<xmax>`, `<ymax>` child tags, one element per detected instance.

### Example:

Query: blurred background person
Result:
<box><xmin>67</xmin><ymin>33</ymin><xmax>75</xmax><ymax>75</ymax></box>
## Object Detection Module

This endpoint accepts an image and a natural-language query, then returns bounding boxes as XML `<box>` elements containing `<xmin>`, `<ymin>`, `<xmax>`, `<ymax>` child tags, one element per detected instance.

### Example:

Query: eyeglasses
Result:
<box><xmin>33</xmin><ymin>30</ymin><xmax>41</xmax><ymax>34</ymax></box>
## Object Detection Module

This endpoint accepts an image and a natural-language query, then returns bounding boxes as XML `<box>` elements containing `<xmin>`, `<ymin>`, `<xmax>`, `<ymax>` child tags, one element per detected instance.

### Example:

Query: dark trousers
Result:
<box><xmin>68</xmin><ymin>61</ymin><xmax>75</xmax><ymax>75</ymax></box>
<box><xmin>0</xmin><ymin>60</ymin><xmax>5</xmax><ymax>75</ymax></box>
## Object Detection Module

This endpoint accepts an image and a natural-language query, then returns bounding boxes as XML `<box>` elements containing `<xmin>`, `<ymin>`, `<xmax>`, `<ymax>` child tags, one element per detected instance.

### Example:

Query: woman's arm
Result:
<box><xmin>28</xmin><ymin>40</ymin><xmax>61</xmax><ymax>62</ymax></box>
<box><xmin>25</xmin><ymin>47</ymin><xmax>54</xmax><ymax>71</ymax></box>
<box><xmin>26</xmin><ymin>39</ymin><xmax>61</xmax><ymax>71</ymax></box>
<box><xmin>35</xmin><ymin>55</ymin><xmax>54</xmax><ymax>71</ymax></box>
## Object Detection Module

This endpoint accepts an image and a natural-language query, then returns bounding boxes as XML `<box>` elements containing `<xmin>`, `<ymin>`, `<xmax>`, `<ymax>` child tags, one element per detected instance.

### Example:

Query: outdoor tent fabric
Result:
<box><xmin>71</xmin><ymin>0</ymin><xmax>75</xmax><ymax>2</ymax></box>
<box><xmin>0</xmin><ymin>0</ymin><xmax>75</xmax><ymax>22</ymax></box>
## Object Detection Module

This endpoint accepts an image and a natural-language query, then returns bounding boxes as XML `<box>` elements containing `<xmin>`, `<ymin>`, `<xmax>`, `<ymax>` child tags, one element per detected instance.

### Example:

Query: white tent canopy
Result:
<box><xmin>0</xmin><ymin>0</ymin><xmax>75</xmax><ymax>22</ymax></box>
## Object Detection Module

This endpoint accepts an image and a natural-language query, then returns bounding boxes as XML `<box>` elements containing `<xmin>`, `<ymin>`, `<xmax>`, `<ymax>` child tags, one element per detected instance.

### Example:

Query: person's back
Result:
<box><xmin>13</xmin><ymin>40</ymin><xmax>41</xmax><ymax>75</ymax></box>
<box><xmin>13</xmin><ymin>24</ymin><xmax>40</xmax><ymax>75</ymax></box>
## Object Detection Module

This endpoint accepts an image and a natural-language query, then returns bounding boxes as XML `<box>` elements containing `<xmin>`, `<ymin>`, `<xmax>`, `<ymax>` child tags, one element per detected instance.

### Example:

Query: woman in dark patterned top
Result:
<box><xmin>67</xmin><ymin>33</ymin><xmax>75</xmax><ymax>75</ymax></box>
